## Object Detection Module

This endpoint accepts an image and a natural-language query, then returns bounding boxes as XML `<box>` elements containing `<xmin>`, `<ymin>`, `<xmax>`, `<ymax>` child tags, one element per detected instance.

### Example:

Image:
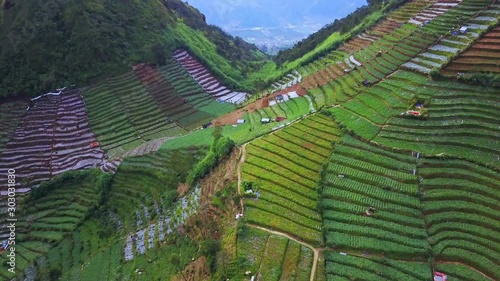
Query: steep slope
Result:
<box><xmin>0</xmin><ymin>0</ymin><xmax>266</xmax><ymax>98</ymax></box>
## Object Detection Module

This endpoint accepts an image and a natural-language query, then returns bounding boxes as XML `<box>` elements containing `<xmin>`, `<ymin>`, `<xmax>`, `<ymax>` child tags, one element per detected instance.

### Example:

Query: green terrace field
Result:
<box><xmin>0</xmin><ymin>148</ymin><xmax>207</xmax><ymax>280</ymax></box>
<box><xmin>418</xmin><ymin>157</ymin><xmax>500</xmax><ymax>280</ymax></box>
<box><xmin>159</xmin><ymin>59</ymin><xmax>235</xmax><ymax>116</ymax></box>
<box><xmin>299</xmin><ymin>0</ymin><xmax>496</xmax><ymax>111</ymax></box>
<box><xmin>320</xmin><ymin>135</ymin><xmax>500</xmax><ymax>280</ymax></box>
<box><xmin>237</xmin><ymin>227</ymin><xmax>315</xmax><ymax>281</ymax></box>
<box><xmin>321</xmin><ymin>135</ymin><xmax>428</xmax><ymax>259</ymax></box>
<box><xmin>404</xmin><ymin>2</ymin><xmax>500</xmax><ymax>74</ymax></box>
<box><xmin>443</xmin><ymin>25</ymin><xmax>500</xmax><ymax>75</ymax></box>
<box><xmin>82</xmin><ymin>72</ymin><xmax>186</xmax><ymax>157</ymax></box>
<box><xmin>241</xmin><ymin>114</ymin><xmax>340</xmax><ymax>246</ymax></box>
<box><xmin>373</xmin><ymin>71</ymin><xmax>500</xmax><ymax>167</ymax></box>
<box><xmin>0</xmin><ymin>170</ymin><xmax>106</xmax><ymax>280</ymax></box>
<box><xmin>33</xmin><ymin>217</ymin><xmax>198</xmax><ymax>281</ymax></box>
<box><xmin>329</xmin><ymin>70</ymin><xmax>500</xmax><ymax>167</ymax></box>
<box><xmin>298</xmin><ymin>18</ymin><xmax>433</xmax><ymax>108</ymax></box>
<box><xmin>325</xmin><ymin>252</ymin><xmax>432</xmax><ymax>281</ymax></box>
<box><xmin>82</xmin><ymin>62</ymin><xmax>235</xmax><ymax>158</ymax></box>
<box><xmin>105</xmin><ymin>148</ymin><xmax>205</xmax><ymax>232</ymax></box>
<box><xmin>0</xmin><ymin>99</ymin><xmax>25</xmax><ymax>150</ymax></box>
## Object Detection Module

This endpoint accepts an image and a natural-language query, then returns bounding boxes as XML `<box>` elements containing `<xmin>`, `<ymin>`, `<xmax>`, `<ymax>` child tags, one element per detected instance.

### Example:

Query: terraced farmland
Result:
<box><xmin>242</xmin><ymin>114</ymin><xmax>340</xmax><ymax>246</ymax></box>
<box><xmin>404</xmin><ymin>3</ymin><xmax>500</xmax><ymax>74</ymax></box>
<box><xmin>105</xmin><ymin>148</ymin><xmax>205</xmax><ymax>231</ymax></box>
<box><xmin>443</xmin><ymin>25</ymin><xmax>500</xmax><ymax>75</ymax></box>
<box><xmin>300</xmin><ymin>0</ymin><xmax>443</xmax><ymax>92</ymax></box>
<box><xmin>173</xmin><ymin>50</ymin><xmax>248</xmax><ymax>104</ymax></box>
<box><xmin>418</xmin><ymin>157</ymin><xmax>500</xmax><ymax>280</ymax></box>
<box><xmin>82</xmin><ymin>61</ymin><xmax>236</xmax><ymax>158</ymax></box>
<box><xmin>321</xmin><ymin>135</ymin><xmax>428</xmax><ymax>258</ymax></box>
<box><xmin>325</xmin><ymin>253</ymin><xmax>432</xmax><ymax>281</ymax></box>
<box><xmin>237</xmin><ymin>227</ymin><xmax>315</xmax><ymax>281</ymax></box>
<box><xmin>321</xmin><ymin>135</ymin><xmax>500</xmax><ymax>280</ymax></box>
<box><xmin>0</xmin><ymin>90</ymin><xmax>105</xmax><ymax>194</ymax></box>
<box><xmin>270</xmin><ymin>70</ymin><xmax>303</xmax><ymax>93</ymax></box>
<box><xmin>0</xmin><ymin>170</ymin><xmax>104</xmax><ymax>280</ymax></box>
<box><xmin>159</xmin><ymin>59</ymin><xmax>235</xmax><ymax>115</ymax></box>
<box><xmin>0</xmin><ymin>99</ymin><xmax>26</xmax><ymax>151</ymax></box>
<box><xmin>373</xmin><ymin>71</ymin><xmax>500</xmax><ymax>166</ymax></box>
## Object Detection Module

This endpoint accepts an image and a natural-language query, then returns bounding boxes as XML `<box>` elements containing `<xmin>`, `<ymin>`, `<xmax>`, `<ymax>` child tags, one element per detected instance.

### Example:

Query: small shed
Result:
<box><xmin>202</xmin><ymin>122</ymin><xmax>212</xmax><ymax>129</ymax></box>
<box><xmin>362</xmin><ymin>80</ymin><xmax>371</xmax><ymax>86</ymax></box>
<box><xmin>236</xmin><ymin>119</ymin><xmax>245</xmax><ymax>124</ymax></box>
<box><xmin>275</xmin><ymin>117</ymin><xmax>286</xmax><ymax>122</ymax></box>
<box><xmin>261</xmin><ymin>118</ymin><xmax>270</xmax><ymax>123</ymax></box>
<box><xmin>459</xmin><ymin>26</ymin><xmax>468</xmax><ymax>33</ymax></box>
<box><xmin>276</xmin><ymin>95</ymin><xmax>284</xmax><ymax>102</ymax></box>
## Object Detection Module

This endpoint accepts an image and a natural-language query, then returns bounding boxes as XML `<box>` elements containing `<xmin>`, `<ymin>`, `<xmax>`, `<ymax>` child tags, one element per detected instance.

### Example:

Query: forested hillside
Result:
<box><xmin>0</xmin><ymin>0</ymin><xmax>266</xmax><ymax>98</ymax></box>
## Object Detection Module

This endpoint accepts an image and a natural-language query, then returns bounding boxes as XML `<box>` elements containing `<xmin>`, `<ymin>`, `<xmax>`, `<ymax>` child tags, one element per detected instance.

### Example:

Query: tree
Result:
<box><xmin>152</xmin><ymin>44</ymin><xmax>167</xmax><ymax>66</ymax></box>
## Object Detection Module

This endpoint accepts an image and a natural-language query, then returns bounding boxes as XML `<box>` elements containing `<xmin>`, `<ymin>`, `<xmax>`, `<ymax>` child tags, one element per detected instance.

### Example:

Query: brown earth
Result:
<box><xmin>172</xmin><ymin>256</ymin><xmax>210</xmax><ymax>281</ymax></box>
<box><xmin>177</xmin><ymin>183</ymin><xmax>190</xmax><ymax>197</ymax></box>
<box><xmin>181</xmin><ymin>148</ymin><xmax>239</xmax><ymax>240</ymax></box>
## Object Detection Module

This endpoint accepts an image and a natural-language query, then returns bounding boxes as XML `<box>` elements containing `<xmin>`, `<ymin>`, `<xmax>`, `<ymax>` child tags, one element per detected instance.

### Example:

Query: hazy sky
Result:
<box><xmin>187</xmin><ymin>0</ymin><xmax>367</xmax><ymax>31</ymax></box>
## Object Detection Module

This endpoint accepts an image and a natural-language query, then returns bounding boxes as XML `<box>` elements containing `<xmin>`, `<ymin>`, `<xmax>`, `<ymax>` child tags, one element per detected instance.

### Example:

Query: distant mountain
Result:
<box><xmin>186</xmin><ymin>0</ymin><xmax>366</xmax><ymax>50</ymax></box>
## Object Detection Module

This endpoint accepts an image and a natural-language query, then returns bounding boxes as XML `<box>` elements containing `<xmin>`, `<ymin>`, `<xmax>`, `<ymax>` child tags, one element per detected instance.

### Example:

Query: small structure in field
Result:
<box><xmin>365</xmin><ymin>207</ymin><xmax>376</xmax><ymax>216</ymax></box>
<box><xmin>459</xmin><ymin>26</ymin><xmax>468</xmax><ymax>34</ymax></box>
<box><xmin>362</xmin><ymin>80</ymin><xmax>371</xmax><ymax>87</ymax></box>
<box><xmin>90</xmin><ymin>142</ymin><xmax>100</xmax><ymax>148</ymax></box>
<box><xmin>401</xmin><ymin>110</ymin><xmax>421</xmax><ymax>117</ymax></box>
<box><xmin>236</xmin><ymin>119</ymin><xmax>245</xmax><ymax>124</ymax></box>
<box><xmin>434</xmin><ymin>272</ymin><xmax>448</xmax><ymax>281</ymax></box>
<box><xmin>261</xmin><ymin>118</ymin><xmax>270</xmax><ymax>124</ymax></box>
<box><xmin>275</xmin><ymin>117</ymin><xmax>286</xmax><ymax>122</ymax></box>
<box><xmin>202</xmin><ymin>122</ymin><xmax>212</xmax><ymax>129</ymax></box>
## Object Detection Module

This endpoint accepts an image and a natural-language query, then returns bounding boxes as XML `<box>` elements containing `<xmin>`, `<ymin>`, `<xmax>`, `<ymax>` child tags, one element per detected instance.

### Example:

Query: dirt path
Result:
<box><xmin>247</xmin><ymin>224</ymin><xmax>319</xmax><ymax>281</ymax></box>
<box><xmin>236</xmin><ymin>144</ymin><xmax>247</xmax><ymax>213</ymax></box>
<box><xmin>237</xmin><ymin>143</ymin><xmax>319</xmax><ymax>281</ymax></box>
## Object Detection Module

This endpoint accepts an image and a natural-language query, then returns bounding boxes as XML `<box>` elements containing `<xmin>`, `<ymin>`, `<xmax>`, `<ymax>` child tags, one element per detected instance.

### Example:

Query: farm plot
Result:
<box><xmin>321</xmin><ymin>135</ymin><xmax>430</xmax><ymax>259</ymax></box>
<box><xmin>159</xmin><ymin>59</ymin><xmax>234</xmax><ymax>115</ymax></box>
<box><xmin>408</xmin><ymin>0</ymin><xmax>462</xmax><ymax>26</ymax></box>
<box><xmin>418</xmin><ymin>157</ymin><xmax>500</xmax><ymax>280</ymax></box>
<box><xmin>124</xmin><ymin>186</ymin><xmax>201</xmax><ymax>261</ymax></box>
<box><xmin>329</xmin><ymin>71</ymin><xmax>418</xmax><ymax>140</ymax></box>
<box><xmin>325</xmin><ymin>252</ymin><xmax>432</xmax><ymax>281</ymax></box>
<box><xmin>237</xmin><ymin>227</ymin><xmax>314</xmax><ymax>281</ymax></box>
<box><xmin>0</xmin><ymin>170</ymin><xmax>102</xmax><ymax>279</ymax></box>
<box><xmin>173</xmin><ymin>49</ymin><xmax>248</xmax><ymax>104</ymax></box>
<box><xmin>443</xmin><ymin>25</ymin><xmax>500</xmax><ymax>75</ymax></box>
<box><xmin>133</xmin><ymin>64</ymin><xmax>217</xmax><ymax>130</ymax></box>
<box><xmin>301</xmin><ymin>0</ymin><xmax>445</xmax><ymax>104</ymax></box>
<box><xmin>83</xmin><ymin>72</ymin><xmax>186</xmax><ymax>158</ymax></box>
<box><xmin>389</xmin><ymin>0</ymin><xmax>436</xmax><ymax>23</ymax></box>
<box><xmin>0</xmin><ymin>90</ymin><xmax>105</xmax><ymax>194</ymax></box>
<box><xmin>106</xmin><ymin>148</ymin><xmax>204</xmax><ymax>232</ymax></box>
<box><xmin>242</xmin><ymin>114</ymin><xmax>340</xmax><ymax>246</ymax></box>
<box><xmin>270</xmin><ymin>70</ymin><xmax>302</xmax><ymax>93</ymax></box>
<box><xmin>0</xmin><ymin>99</ymin><xmax>26</xmax><ymax>151</ymax></box>
<box><xmin>373</xmin><ymin>71</ymin><xmax>500</xmax><ymax>167</ymax></box>
<box><xmin>405</xmin><ymin>5</ymin><xmax>499</xmax><ymax>74</ymax></box>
